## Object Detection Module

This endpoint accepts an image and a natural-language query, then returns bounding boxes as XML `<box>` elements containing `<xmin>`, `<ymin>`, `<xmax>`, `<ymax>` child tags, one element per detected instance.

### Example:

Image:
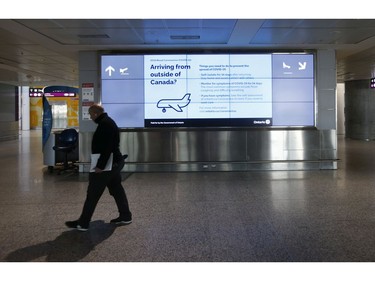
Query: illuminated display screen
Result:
<box><xmin>101</xmin><ymin>52</ymin><xmax>315</xmax><ymax>128</ymax></box>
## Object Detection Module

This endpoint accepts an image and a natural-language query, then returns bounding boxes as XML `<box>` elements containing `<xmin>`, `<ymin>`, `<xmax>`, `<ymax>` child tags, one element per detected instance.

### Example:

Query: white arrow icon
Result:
<box><xmin>105</xmin><ymin>66</ymin><xmax>115</xmax><ymax>76</ymax></box>
<box><xmin>298</xmin><ymin>62</ymin><xmax>306</xmax><ymax>70</ymax></box>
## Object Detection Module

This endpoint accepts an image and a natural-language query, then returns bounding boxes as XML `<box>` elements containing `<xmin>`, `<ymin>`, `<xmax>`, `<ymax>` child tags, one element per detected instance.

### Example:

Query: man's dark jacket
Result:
<box><xmin>91</xmin><ymin>112</ymin><xmax>122</xmax><ymax>170</ymax></box>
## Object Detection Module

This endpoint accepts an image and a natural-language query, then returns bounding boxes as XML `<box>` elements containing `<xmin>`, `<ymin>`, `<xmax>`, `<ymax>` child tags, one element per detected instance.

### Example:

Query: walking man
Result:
<box><xmin>65</xmin><ymin>104</ymin><xmax>132</xmax><ymax>231</ymax></box>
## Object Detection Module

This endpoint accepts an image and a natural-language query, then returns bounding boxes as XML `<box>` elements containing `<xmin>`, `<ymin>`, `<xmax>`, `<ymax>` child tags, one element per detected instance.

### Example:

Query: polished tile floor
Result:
<box><xmin>1</xmin><ymin>130</ymin><xmax>375</xmax><ymax>263</ymax></box>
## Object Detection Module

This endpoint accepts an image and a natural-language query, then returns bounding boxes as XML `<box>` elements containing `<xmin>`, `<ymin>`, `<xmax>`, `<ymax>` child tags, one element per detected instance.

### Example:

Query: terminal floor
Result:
<box><xmin>1</xmin><ymin>130</ymin><xmax>375</xmax><ymax>264</ymax></box>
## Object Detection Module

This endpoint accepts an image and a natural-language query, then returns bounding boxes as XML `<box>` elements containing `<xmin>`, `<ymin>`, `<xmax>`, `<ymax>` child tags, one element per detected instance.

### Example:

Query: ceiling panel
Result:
<box><xmin>0</xmin><ymin>28</ymin><xmax>35</xmax><ymax>45</ymax></box>
<box><xmin>142</xmin><ymin>27</ymin><xmax>233</xmax><ymax>44</ymax></box>
<box><xmin>15</xmin><ymin>19</ymin><xmax>98</xmax><ymax>29</ymax></box>
<box><xmin>0</xmin><ymin>19</ymin><xmax>375</xmax><ymax>86</ymax></box>
<box><xmin>37</xmin><ymin>28</ymin><xmax>144</xmax><ymax>45</ymax></box>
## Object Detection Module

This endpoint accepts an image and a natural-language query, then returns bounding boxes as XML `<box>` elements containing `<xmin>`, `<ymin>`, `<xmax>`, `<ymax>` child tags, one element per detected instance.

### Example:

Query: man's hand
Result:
<box><xmin>94</xmin><ymin>167</ymin><xmax>103</xmax><ymax>173</ymax></box>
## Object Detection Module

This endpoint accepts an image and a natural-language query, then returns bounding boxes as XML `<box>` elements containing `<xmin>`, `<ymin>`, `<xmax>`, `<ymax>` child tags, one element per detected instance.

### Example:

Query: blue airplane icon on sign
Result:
<box><xmin>157</xmin><ymin>94</ymin><xmax>191</xmax><ymax>113</ymax></box>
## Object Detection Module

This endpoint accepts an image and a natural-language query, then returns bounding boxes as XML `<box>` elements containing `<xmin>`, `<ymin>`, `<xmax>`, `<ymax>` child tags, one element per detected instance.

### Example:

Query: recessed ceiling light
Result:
<box><xmin>170</xmin><ymin>35</ymin><xmax>200</xmax><ymax>40</ymax></box>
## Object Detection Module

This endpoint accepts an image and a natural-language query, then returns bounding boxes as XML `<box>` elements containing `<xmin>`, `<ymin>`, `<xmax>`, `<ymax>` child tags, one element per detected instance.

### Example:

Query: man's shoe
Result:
<box><xmin>110</xmin><ymin>217</ymin><xmax>132</xmax><ymax>225</ymax></box>
<box><xmin>65</xmin><ymin>220</ymin><xmax>89</xmax><ymax>231</ymax></box>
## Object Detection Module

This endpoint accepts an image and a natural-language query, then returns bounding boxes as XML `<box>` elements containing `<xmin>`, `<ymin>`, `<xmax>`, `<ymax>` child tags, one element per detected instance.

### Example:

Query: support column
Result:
<box><xmin>21</xmin><ymin>86</ymin><xmax>30</xmax><ymax>131</ymax></box>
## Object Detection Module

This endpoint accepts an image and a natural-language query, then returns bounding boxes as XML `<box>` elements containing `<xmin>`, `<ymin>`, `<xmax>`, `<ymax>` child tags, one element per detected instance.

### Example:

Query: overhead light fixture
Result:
<box><xmin>78</xmin><ymin>34</ymin><xmax>110</xmax><ymax>39</ymax></box>
<box><xmin>371</xmin><ymin>78</ymin><xmax>375</xmax><ymax>89</ymax></box>
<box><xmin>170</xmin><ymin>35</ymin><xmax>200</xmax><ymax>40</ymax></box>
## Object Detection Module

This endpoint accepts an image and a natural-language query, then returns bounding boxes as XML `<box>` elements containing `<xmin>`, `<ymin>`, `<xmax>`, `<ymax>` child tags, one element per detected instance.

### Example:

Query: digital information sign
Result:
<box><xmin>101</xmin><ymin>53</ymin><xmax>315</xmax><ymax>128</ymax></box>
